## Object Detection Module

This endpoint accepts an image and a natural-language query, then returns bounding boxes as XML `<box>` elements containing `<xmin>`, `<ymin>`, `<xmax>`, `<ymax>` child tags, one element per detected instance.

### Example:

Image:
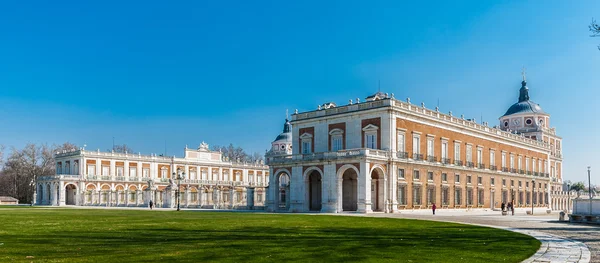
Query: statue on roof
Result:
<box><xmin>198</xmin><ymin>141</ymin><xmax>210</xmax><ymax>152</ymax></box>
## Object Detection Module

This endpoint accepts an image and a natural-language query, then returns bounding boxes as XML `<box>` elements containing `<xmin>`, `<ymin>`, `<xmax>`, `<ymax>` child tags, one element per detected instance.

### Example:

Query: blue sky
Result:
<box><xmin>0</xmin><ymin>1</ymin><xmax>598</xmax><ymax>184</ymax></box>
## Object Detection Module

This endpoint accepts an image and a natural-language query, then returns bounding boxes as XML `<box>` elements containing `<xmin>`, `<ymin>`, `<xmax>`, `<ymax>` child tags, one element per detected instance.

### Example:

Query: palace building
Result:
<box><xmin>265</xmin><ymin>76</ymin><xmax>563</xmax><ymax>213</ymax></box>
<box><xmin>36</xmin><ymin>142</ymin><xmax>269</xmax><ymax>209</ymax></box>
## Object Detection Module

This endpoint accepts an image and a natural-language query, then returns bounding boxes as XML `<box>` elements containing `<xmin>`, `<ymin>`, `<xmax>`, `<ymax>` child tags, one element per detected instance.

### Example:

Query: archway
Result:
<box><xmin>65</xmin><ymin>184</ymin><xmax>77</xmax><ymax>205</ymax></box>
<box><xmin>46</xmin><ymin>184</ymin><xmax>51</xmax><ymax>205</ymax></box>
<box><xmin>277</xmin><ymin>173</ymin><xmax>290</xmax><ymax>210</ymax></box>
<box><xmin>370</xmin><ymin>168</ymin><xmax>384</xmax><ymax>212</ymax></box>
<box><xmin>38</xmin><ymin>184</ymin><xmax>44</xmax><ymax>205</ymax></box>
<box><xmin>307</xmin><ymin>170</ymin><xmax>322</xmax><ymax>211</ymax></box>
<box><xmin>342</xmin><ymin>168</ymin><xmax>358</xmax><ymax>211</ymax></box>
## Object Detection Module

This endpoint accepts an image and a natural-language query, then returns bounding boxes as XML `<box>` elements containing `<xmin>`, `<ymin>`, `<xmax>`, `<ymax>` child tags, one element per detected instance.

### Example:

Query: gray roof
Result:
<box><xmin>0</xmin><ymin>196</ymin><xmax>18</xmax><ymax>202</ymax></box>
<box><xmin>502</xmin><ymin>80</ymin><xmax>546</xmax><ymax>117</ymax></box>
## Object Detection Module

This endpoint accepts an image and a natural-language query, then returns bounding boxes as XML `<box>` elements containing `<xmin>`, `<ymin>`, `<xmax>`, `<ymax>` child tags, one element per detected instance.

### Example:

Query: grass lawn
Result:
<box><xmin>0</xmin><ymin>208</ymin><xmax>540</xmax><ymax>262</ymax></box>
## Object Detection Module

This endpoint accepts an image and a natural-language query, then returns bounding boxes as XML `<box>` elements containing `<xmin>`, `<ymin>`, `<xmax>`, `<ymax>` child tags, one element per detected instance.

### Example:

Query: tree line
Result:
<box><xmin>211</xmin><ymin>144</ymin><xmax>264</xmax><ymax>164</ymax></box>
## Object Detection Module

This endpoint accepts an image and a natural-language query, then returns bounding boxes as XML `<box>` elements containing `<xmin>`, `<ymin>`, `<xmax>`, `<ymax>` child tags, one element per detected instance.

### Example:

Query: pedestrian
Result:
<box><xmin>501</xmin><ymin>202</ymin><xmax>505</xmax><ymax>212</ymax></box>
<box><xmin>149</xmin><ymin>200</ymin><xmax>154</xmax><ymax>210</ymax></box>
<box><xmin>432</xmin><ymin>202</ymin><xmax>436</xmax><ymax>215</ymax></box>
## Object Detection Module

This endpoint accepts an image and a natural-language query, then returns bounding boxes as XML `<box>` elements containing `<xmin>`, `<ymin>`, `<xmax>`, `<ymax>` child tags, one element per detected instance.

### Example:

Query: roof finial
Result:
<box><xmin>521</xmin><ymin>66</ymin><xmax>527</xmax><ymax>82</ymax></box>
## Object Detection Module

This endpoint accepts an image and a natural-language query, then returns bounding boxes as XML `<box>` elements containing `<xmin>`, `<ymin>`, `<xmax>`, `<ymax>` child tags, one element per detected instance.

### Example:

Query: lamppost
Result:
<box><xmin>567</xmin><ymin>182</ymin><xmax>571</xmax><ymax>212</ymax></box>
<box><xmin>588</xmin><ymin>166</ymin><xmax>592</xmax><ymax>215</ymax></box>
<box><xmin>531</xmin><ymin>178</ymin><xmax>535</xmax><ymax>215</ymax></box>
<box><xmin>172</xmin><ymin>168</ymin><xmax>186</xmax><ymax>211</ymax></box>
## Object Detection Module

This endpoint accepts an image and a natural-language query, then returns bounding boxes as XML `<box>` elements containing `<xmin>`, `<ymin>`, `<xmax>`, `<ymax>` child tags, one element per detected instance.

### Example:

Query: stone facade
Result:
<box><xmin>266</xmin><ymin>79</ymin><xmax>563</xmax><ymax>213</ymax></box>
<box><xmin>36</xmin><ymin>142</ymin><xmax>269</xmax><ymax>209</ymax></box>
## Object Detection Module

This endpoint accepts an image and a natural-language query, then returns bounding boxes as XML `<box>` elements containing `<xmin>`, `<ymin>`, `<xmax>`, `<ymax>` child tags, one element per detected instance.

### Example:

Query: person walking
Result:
<box><xmin>149</xmin><ymin>200</ymin><xmax>154</xmax><ymax>210</ymax></box>
<box><xmin>501</xmin><ymin>202</ymin><xmax>505</xmax><ymax>212</ymax></box>
<box><xmin>432</xmin><ymin>203</ymin><xmax>436</xmax><ymax>215</ymax></box>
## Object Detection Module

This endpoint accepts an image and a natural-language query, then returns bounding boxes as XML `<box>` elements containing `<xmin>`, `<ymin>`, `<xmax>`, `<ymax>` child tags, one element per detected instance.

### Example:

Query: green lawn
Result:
<box><xmin>0</xmin><ymin>208</ymin><xmax>540</xmax><ymax>262</ymax></box>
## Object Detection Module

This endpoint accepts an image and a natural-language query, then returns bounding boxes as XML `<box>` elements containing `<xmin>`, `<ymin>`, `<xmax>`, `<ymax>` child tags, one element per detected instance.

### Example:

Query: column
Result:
<box><xmin>321</xmin><ymin>163</ymin><xmax>337</xmax><ymax>213</ymax></box>
<box><xmin>96</xmin><ymin>159</ymin><xmax>101</xmax><ymax>177</ymax></box>
<box><xmin>247</xmin><ymin>187</ymin><xmax>255</xmax><ymax>209</ymax></box>
<box><xmin>358</xmin><ymin>161</ymin><xmax>370</xmax><ymax>213</ymax></box>
<box><xmin>59</xmin><ymin>181</ymin><xmax>66</xmax><ymax>206</ymax></box>
<box><xmin>208</xmin><ymin>168</ymin><xmax>213</xmax><ymax>182</ymax></box>
<box><xmin>289</xmin><ymin>166</ymin><xmax>304</xmax><ymax>212</ymax></box>
<box><xmin>219</xmin><ymin>167</ymin><xmax>223</xmax><ymax>181</ymax></box>
<box><xmin>184</xmin><ymin>165</ymin><xmax>189</xmax><ymax>180</ymax></box>
<box><xmin>184</xmin><ymin>187</ymin><xmax>190</xmax><ymax>208</ymax></box>
<box><xmin>390</xmin><ymin>163</ymin><xmax>398</xmax><ymax>213</ymax></box>
<box><xmin>124</xmin><ymin>161</ymin><xmax>130</xmax><ymax>180</ymax></box>
<box><xmin>110</xmin><ymin>160</ymin><xmax>116</xmax><ymax>180</ymax></box>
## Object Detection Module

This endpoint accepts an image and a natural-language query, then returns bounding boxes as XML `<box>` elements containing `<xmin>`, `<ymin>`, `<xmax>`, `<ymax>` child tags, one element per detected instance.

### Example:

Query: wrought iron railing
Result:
<box><xmin>442</xmin><ymin>158</ymin><xmax>451</xmax><ymax>165</ymax></box>
<box><xmin>510</xmin><ymin>168</ymin><xmax>517</xmax><ymax>173</ymax></box>
<box><xmin>502</xmin><ymin>167</ymin><xmax>509</xmax><ymax>172</ymax></box>
<box><xmin>427</xmin><ymin>155</ymin><xmax>437</xmax><ymax>162</ymax></box>
<box><xmin>478</xmin><ymin>163</ymin><xmax>485</xmax><ymax>169</ymax></box>
<box><xmin>519</xmin><ymin>170</ymin><xmax>525</xmax><ymax>175</ymax></box>
<box><xmin>413</xmin><ymin>153</ymin><xmax>423</xmax><ymax>161</ymax></box>
<box><xmin>397</xmin><ymin>152</ymin><xmax>408</xmax><ymax>159</ymax></box>
<box><xmin>454</xmin><ymin>160</ymin><xmax>463</xmax><ymax>166</ymax></box>
<box><xmin>466</xmin><ymin>161</ymin><xmax>474</xmax><ymax>168</ymax></box>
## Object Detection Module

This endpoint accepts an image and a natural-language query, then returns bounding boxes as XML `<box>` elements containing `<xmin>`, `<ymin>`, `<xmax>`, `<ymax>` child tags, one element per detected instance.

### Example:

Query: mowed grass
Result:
<box><xmin>0</xmin><ymin>208</ymin><xmax>540</xmax><ymax>262</ymax></box>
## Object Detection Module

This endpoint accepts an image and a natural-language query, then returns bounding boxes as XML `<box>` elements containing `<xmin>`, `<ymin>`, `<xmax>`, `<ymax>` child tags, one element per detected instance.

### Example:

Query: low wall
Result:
<box><xmin>573</xmin><ymin>198</ymin><xmax>600</xmax><ymax>215</ymax></box>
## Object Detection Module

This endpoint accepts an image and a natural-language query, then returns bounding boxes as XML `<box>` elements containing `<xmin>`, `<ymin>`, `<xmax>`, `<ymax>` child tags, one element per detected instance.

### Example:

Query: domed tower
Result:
<box><xmin>499</xmin><ymin>74</ymin><xmax>549</xmax><ymax>140</ymax></box>
<box><xmin>269</xmin><ymin>118</ymin><xmax>292</xmax><ymax>155</ymax></box>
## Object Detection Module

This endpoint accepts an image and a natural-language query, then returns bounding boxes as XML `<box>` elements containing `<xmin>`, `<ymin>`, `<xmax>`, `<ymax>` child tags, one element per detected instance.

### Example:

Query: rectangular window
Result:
<box><xmin>502</xmin><ymin>190</ymin><xmax>507</xmax><ymax>204</ymax></box>
<box><xmin>413</xmin><ymin>186</ymin><xmax>422</xmax><ymax>205</ymax></box>
<box><xmin>143</xmin><ymin>168</ymin><xmax>150</xmax><ymax>178</ymax></box>
<box><xmin>427</xmin><ymin>171</ymin><xmax>433</xmax><ymax>181</ymax></box>
<box><xmin>478</xmin><ymin>189</ymin><xmax>484</xmax><ymax>205</ymax></box>
<box><xmin>477</xmin><ymin>148</ymin><xmax>482</xmax><ymax>165</ymax></box>
<box><xmin>467</xmin><ymin>189</ymin><xmax>473</xmax><ymax>205</ymax></box>
<box><xmin>510</xmin><ymin>155</ymin><xmax>514</xmax><ymax>169</ymax></box>
<box><xmin>398</xmin><ymin>185</ymin><xmax>407</xmax><ymax>205</ymax></box>
<box><xmin>427</xmin><ymin>187</ymin><xmax>435</xmax><ymax>205</ymax></box>
<box><xmin>102</xmin><ymin>166</ymin><xmax>110</xmax><ymax>176</ymax></box>
<box><xmin>533</xmin><ymin>159</ymin><xmax>536</xmax><ymax>172</ymax></box>
<box><xmin>455</xmin><ymin>174</ymin><xmax>460</xmax><ymax>183</ymax></box>
<box><xmin>526</xmin><ymin>182</ymin><xmax>529</xmax><ymax>187</ymax></box>
<box><xmin>466</xmin><ymin>145</ymin><xmax>472</xmax><ymax>163</ymax></box>
<box><xmin>427</xmin><ymin>138</ymin><xmax>434</xmax><ymax>157</ymax></box>
<box><xmin>467</xmin><ymin>175</ymin><xmax>472</xmax><ymax>184</ymax></box>
<box><xmin>454</xmin><ymin>143</ymin><xmax>461</xmax><ymax>161</ymax></box>
<box><xmin>502</xmin><ymin>179</ymin><xmax>506</xmax><ymax>186</ymax></box>
<box><xmin>442</xmin><ymin>173</ymin><xmax>447</xmax><ymax>182</ymax></box>
<box><xmin>490</xmin><ymin>151</ymin><xmax>496</xmax><ymax>166</ymax></box>
<box><xmin>519</xmin><ymin>181</ymin><xmax>522</xmax><ymax>187</ymax></box>
<box><xmin>302</xmin><ymin>141</ymin><xmax>311</xmax><ymax>154</ymax></box>
<box><xmin>526</xmin><ymin>158</ymin><xmax>530</xmax><ymax>172</ymax></box>
<box><xmin>518</xmin><ymin>157</ymin><xmax>522</xmax><ymax>170</ymax></box>
<box><xmin>87</xmin><ymin>165</ymin><xmax>96</xmax><ymax>176</ymax></box>
<box><xmin>442</xmin><ymin>187</ymin><xmax>449</xmax><ymax>205</ymax></box>
<box><xmin>413</xmin><ymin>170</ymin><xmax>420</xmax><ymax>180</ymax></box>
<box><xmin>117</xmin><ymin>167</ymin><xmax>124</xmax><ymax>177</ymax></box>
<box><xmin>129</xmin><ymin>167</ymin><xmax>137</xmax><ymax>178</ymax></box>
<box><xmin>397</xmin><ymin>132</ymin><xmax>405</xmax><ymax>152</ymax></box>
<box><xmin>491</xmin><ymin>177</ymin><xmax>495</xmax><ymax>185</ymax></box>
<box><xmin>366</xmin><ymin>134</ymin><xmax>377</xmax><ymax>149</ymax></box>
<box><xmin>477</xmin><ymin>176</ymin><xmax>482</xmax><ymax>185</ymax></box>
<box><xmin>511</xmin><ymin>180</ymin><xmax>514</xmax><ymax>187</ymax></box>
<box><xmin>455</xmin><ymin>188</ymin><xmax>462</xmax><ymax>205</ymax></box>
<box><xmin>538</xmin><ymin>160</ymin><xmax>542</xmax><ymax>173</ymax></box>
<box><xmin>441</xmin><ymin>141</ymin><xmax>448</xmax><ymax>159</ymax></box>
<box><xmin>398</xmin><ymin>168</ymin><xmax>405</xmax><ymax>179</ymax></box>
<box><xmin>501</xmin><ymin>153</ymin><xmax>506</xmax><ymax>167</ymax></box>
<box><xmin>412</xmin><ymin>136</ymin><xmax>420</xmax><ymax>154</ymax></box>
<box><xmin>332</xmin><ymin>136</ymin><xmax>343</xmax><ymax>151</ymax></box>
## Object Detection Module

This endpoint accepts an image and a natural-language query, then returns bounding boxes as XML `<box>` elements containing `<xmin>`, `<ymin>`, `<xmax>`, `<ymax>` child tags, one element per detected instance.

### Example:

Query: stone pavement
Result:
<box><xmin>359</xmin><ymin>208</ymin><xmax>597</xmax><ymax>263</ymax></box>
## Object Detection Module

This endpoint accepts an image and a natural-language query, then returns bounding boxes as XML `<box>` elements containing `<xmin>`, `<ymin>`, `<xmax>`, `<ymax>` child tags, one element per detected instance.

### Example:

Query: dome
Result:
<box><xmin>502</xmin><ymin>80</ymin><xmax>546</xmax><ymax>117</ymax></box>
<box><xmin>273</xmin><ymin>119</ymin><xmax>292</xmax><ymax>143</ymax></box>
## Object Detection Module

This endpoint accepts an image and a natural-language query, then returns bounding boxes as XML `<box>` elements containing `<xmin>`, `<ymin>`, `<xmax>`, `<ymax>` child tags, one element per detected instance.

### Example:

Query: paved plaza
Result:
<box><xmin>360</xmin><ymin>208</ymin><xmax>598</xmax><ymax>263</ymax></box>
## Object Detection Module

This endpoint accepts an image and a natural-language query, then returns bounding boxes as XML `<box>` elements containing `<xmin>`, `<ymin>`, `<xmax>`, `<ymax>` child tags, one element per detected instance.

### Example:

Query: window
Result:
<box><xmin>413</xmin><ymin>170</ymin><xmax>420</xmax><ymax>180</ymax></box>
<box><xmin>519</xmin><ymin>181</ymin><xmax>522</xmax><ymax>187</ymax></box>
<box><xmin>413</xmin><ymin>186</ymin><xmax>422</xmax><ymax>205</ymax></box>
<box><xmin>466</xmin><ymin>145</ymin><xmax>472</xmax><ymax>163</ymax></box>
<box><xmin>87</xmin><ymin>165</ymin><xmax>96</xmax><ymax>176</ymax></box>
<box><xmin>102</xmin><ymin>166</ymin><xmax>110</xmax><ymax>176</ymax></box>
<box><xmin>510</xmin><ymin>155</ymin><xmax>514</xmax><ymax>169</ymax></box>
<box><xmin>455</xmin><ymin>174</ymin><xmax>460</xmax><ymax>183</ymax></box>
<box><xmin>467</xmin><ymin>175</ymin><xmax>472</xmax><ymax>184</ymax></box>
<box><xmin>427</xmin><ymin>138</ymin><xmax>434</xmax><ymax>157</ymax></box>
<box><xmin>73</xmin><ymin>162</ymin><xmax>79</xmax><ymax>175</ymax></box>
<box><xmin>511</xmin><ymin>180</ymin><xmax>514</xmax><ymax>187</ymax></box>
<box><xmin>300</xmin><ymin>133</ymin><xmax>313</xmax><ymax>154</ymax></box>
<box><xmin>441</xmin><ymin>141</ymin><xmax>448</xmax><ymax>159</ymax></box>
<box><xmin>477</xmin><ymin>148</ymin><xmax>482</xmax><ymax>165</ymax></box>
<box><xmin>467</xmin><ymin>189</ymin><xmax>473</xmax><ymax>205</ymax></box>
<box><xmin>427</xmin><ymin>187</ymin><xmax>435</xmax><ymax>205</ymax></box>
<box><xmin>398</xmin><ymin>185</ymin><xmax>407</xmax><ymax>205</ymax></box>
<box><xmin>454</xmin><ymin>143</ymin><xmax>461</xmax><ymax>161</ymax></box>
<box><xmin>129</xmin><ymin>167</ymin><xmax>137</xmax><ymax>178</ymax></box>
<box><xmin>117</xmin><ymin>167</ymin><xmax>124</xmax><ymax>177</ymax></box>
<box><xmin>332</xmin><ymin>136</ymin><xmax>343</xmax><ymax>151</ymax></box>
<box><xmin>258</xmin><ymin>175</ymin><xmax>263</xmax><ymax>183</ymax></box>
<box><xmin>143</xmin><ymin>168</ymin><xmax>150</xmax><ymax>178</ymax></box>
<box><xmin>363</xmin><ymin>125</ymin><xmax>379</xmax><ymax>149</ymax></box>
<box><xmin>442</xmin><ymin>187</ymin><xmax>449</xmax><ymax>205</ymax></box>
<box><xmin>427</xmin><ymin>171</ymin><xmax>433</xmax><ymax>181</ymax></box>
<box><xmin>477</xmin><ymin>176</ymin><xmax>482</xmax><ymax>185</ymax></box>
<box><xmin>65</xmin><ymin>162</ymin><xmax>70</xmax><ymax>174</ymax></box>
<box><xmin>478</xmin><ymin>189</ymin><xmax>484</xmax><ymax>205</ymax></box>
<box><xmin>501</xmin><ymin>152</ymin><xmax>506</xmax><ymax>168</ymax></box>
<box><xmin>57</xmin><ymin>163</ymin><xmax>62</xmax><ymax>174</ymax></box>
<box><xmin>330</xmin><ymin>129</ymin><xmax>344</xmax><ymax>151</ymax></box>
<box><xmin>502</xmin><ymin>179</ymin><xmax>506</xmax><ymax>186</ymax></box>
<box><xmin>526</xmin><ymin>157</ymin><xmax>530</xmax><ymax>172</ymax></box>
<box><xmin>502</xmin><ymin>190</ymin><xmax>508</xmax><ymax>203</ymax></box>
<box><xmin>397</xmin><ymin>131</ymin><xmax>405</xmax><ymax>152</ymax></box>
<box><xmin>455</xmin><ymin>188</ymin><xmax>462</xmax><ymax>205</ymax></box>
<box><xmin>366</xmin><ymin>134</ymin><xmax>377</xmax><ymax>149</ymax></box>
<box><xmin>533</xmin><ymin>159</ymin><xmax>536</xmax><ymax>172</ymax></box>
<box><xmin>538</xmin><ymin>160</ymin><xmax>543</xmax><ymax>173</ymax></box>
<box><xmin>526</xmin><ymin>182</ymin><xmax>529</xmax><ymax>187</ymax></box>
<box><xmin>490</xmin><ymin>150</ymin><xmax>496</xmax><ymax>166</ymax></box>
<box><xmin>518</xmin><ymin>157</ymin><xmax>522</xmax><ymax>170</ymax></box>
<box><xmin>442</xmin><ymin>173</ymin><xmax>447</xmax><ymax>182</ymax></box>
<box><xmin>190</xmin><ymin>170</ymin><xmax>197</xmax><ymax>180</ymax></box>
<box><xmin>491</xmin><ymin>177</ymin><xmax>495</xmax><ymax>185</ymax></box>
<box><xmin>398</xmin><ymin>168</ymin><xmax>405</xmax><ymax>179</ymax></box>
<box><xmin>412</xmin><ymin>135</ymin><xmax>421</xmax><ymax>154</ymax></box>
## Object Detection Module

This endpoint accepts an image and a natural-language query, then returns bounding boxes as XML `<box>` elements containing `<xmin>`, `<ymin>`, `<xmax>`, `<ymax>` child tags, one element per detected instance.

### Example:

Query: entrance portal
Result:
<box><xmin>65</xmin><ymin>184</ymin><xmax>76</xmax><ymax>205</ymax></box>
<box><xmin>308</xmin><ymin>171</ymin><xmax>322</xmax><ymax>211</ymax></box>
<box><xmin>342</xmin><ymin>169</ymin><xmax>358</xmax><ymax>211</ymax></box>
<box><xmin>277</xmin><ymin>173</ymin><xmax>290</xmax><ymax>210</ymax></box>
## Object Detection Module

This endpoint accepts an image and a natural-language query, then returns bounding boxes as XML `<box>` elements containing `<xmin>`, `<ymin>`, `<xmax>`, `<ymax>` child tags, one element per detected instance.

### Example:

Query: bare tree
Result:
<box><xmin>211</xmin><ymin>143</ymin><xmax>263</xmax><ymax>163</ymax></box>
<box><xmin>591</xmin><ymin>18</ymin><xmax>600</xmax><ymax>50</ymax></box>
<box><xmin>0</xmin><ymin>144</ymin><xmax>4</xmax><ymax>167</ymax></box>
<box><xmin>109</xmin><ymin>144</ymin><xmax>134</xmax><ymax>153</ymax></box>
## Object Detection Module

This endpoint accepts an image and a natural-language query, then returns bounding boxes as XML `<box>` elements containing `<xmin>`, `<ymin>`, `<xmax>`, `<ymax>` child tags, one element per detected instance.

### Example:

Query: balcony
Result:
<box><xmin>101</xmin><ymin>176</ymin><xmax>111</xmax><ymax>180</ymax></box>
<box><xmin>442</xmin><ymin>158</ymin><xmax>451</xmax><ymax>165</ymax></box>
<box><xmin>478</xmin><ymin>163</ymin><xmax>485</xmax><ymax>169</ymax></box>
<box><xmin>510</xmin><ymin>168</ymin><xmax>517</xmax><ymax>173</ymax></box>
<box><xmin>490</xmin><ymin>165</ymin><xmax>497</xmax><ymax>171</ymax></box>
<box><xmin>128</xmin><ymin>177</ymin><xmax>139</xmax><ymax>182</ymax></box>
<box><xmin>527</xmin><ymin>171</ymin><xmax>532</xmax><ymax>175</ymax></box>
<box><xmin>427</xmin><ymin>155</ymin><xmax>437</xmax><ymax>162</ymax></box>
<box><xmin>519</xmin><ymin>169</ymin><xmax>525</xmax><ymax>175</ymax></box>
<box><xmin>502</xmin><ymin>167</ymin><xmax>509</xmax><ymax>172</ymax></box>
<box><xmin>115</xmin><ymin>176</ymin><xmax>125</xmax><ymax>181</ymax></box>
<box><xmin>454</xmin><ymin>160</ymin><xmax>463</xmax><ymax>166</ymax></box>
<box><xmin>545</xmin><ymin>173</ymin><xmax>549</xmax><ymax>177</ymax></box>
<box><xmin>412</xmin><ymin>153</ymin><xmax>424</xmax><ymax>161</ymax></box>
<box><xmin>268</xmin><ymin>148</ymin><xmax>391</xmax><ymax>165</ymax></box>
<box><xmin>466</xmin><ymin>161</ymin><xmax>475</xmax><ymax>168</ymax></box>
<box><xmin>87</xmin><ymin>175</ymin><xmax>98</xmax><ymax>180</ymax></box>
<box><xmin>141</xmin><ymin>177</ymin><xmax>151</xmax><ymax>182</ymax></box>
<box><xmin>534</xmin><ymin>172</ymin><xmax>539</xmax><ymax>176</ymax></box>
<box><xmin>397</xmin><ymin>151</ymin><xmax>408</xmax><ymax>159</ymax></box>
